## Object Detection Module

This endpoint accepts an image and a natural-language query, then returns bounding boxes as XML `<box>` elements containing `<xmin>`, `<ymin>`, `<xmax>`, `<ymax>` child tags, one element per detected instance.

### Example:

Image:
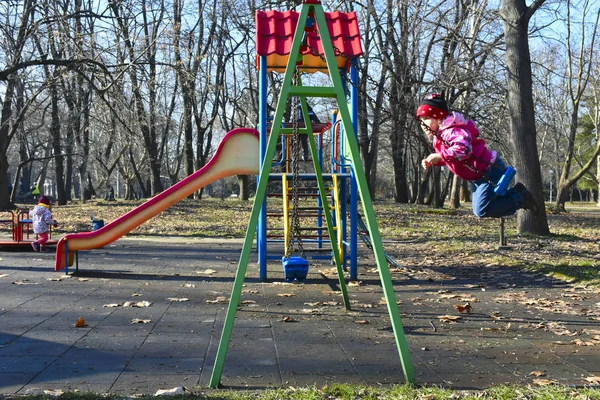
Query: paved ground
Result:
<box><xmin>0</xmin><ymin>236</ymin><xmax>599</xmax><ymax>395</ymax></box>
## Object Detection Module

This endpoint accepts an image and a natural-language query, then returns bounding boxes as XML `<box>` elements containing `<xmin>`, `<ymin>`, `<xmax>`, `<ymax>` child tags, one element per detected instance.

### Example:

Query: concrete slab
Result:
<box><xmin>1</xmin><ymin>237</ymin><xmax>599</xmax><ymax>394</ymax></box>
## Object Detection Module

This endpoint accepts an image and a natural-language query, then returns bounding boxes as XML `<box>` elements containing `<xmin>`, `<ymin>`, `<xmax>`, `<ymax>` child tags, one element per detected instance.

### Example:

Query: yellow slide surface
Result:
<box><xmin>55</xmin><ymin>128</ymin><xmax>259</xmax><ymax>271</ymax></box>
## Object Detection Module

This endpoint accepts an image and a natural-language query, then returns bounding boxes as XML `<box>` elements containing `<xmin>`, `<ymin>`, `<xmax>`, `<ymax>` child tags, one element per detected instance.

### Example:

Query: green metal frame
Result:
<box><xmin>209</xmin><ymin>2</ymin><xmax>414</xmax><ymax>387</ymax></box>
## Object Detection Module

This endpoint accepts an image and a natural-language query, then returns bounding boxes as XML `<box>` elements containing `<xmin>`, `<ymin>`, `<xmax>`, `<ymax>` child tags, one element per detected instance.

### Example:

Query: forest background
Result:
<box><xmin>1</xmin><ymin>0</ymin><xmax>600</xmax><ymax>236</ymax></box>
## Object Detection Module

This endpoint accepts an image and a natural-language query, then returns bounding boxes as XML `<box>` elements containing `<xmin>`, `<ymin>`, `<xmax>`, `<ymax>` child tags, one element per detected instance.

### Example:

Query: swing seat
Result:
<box><xmin>282</xmin><ymin>256</ymin><xmax>309</xmax><ymax>282</ymax></box>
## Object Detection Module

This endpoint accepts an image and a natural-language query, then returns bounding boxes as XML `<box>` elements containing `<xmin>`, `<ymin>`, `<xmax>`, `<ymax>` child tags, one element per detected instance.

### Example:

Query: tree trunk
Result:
<box><xmin>238</xmin><ymin>175</ymin><xmax>250</xmax><ymax>200</ymax></box>
<box><xmin>50</xmin><ymin>78</ymin><xmax>67</xmax><ymax>205</ymax></box>
<box><xmin>460</xmin><ymin>179</ymin><xmax>471</xmax><ymax>203</ymax></box>
<box><xmin>501</xmin><ymin>0</ymin><xmax>549</xmax><ymax>234</ymax></box>
<box><xmin>449</xmin><ymin>174</ymin><xmax>461</xmax><ymax>209</ymax></box>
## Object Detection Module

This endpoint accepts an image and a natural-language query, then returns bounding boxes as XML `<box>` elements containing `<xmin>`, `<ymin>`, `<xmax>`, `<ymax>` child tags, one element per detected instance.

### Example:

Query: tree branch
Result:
<box><xmin>0</xmin><ymin>58</ymin><xmax>109</xmax><ymax>81</ymax></box>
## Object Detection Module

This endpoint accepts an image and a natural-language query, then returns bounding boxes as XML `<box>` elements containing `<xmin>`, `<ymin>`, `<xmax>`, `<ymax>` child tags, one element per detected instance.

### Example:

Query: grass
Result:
<box><xmin>7</xmin><ymin>383</ymin><xmax>600</xmax><ymax>399</ymax></box>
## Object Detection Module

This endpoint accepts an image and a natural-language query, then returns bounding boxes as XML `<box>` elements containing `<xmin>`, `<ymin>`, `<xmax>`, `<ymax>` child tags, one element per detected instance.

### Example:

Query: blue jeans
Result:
<box><xmin>471</xmin><ymin>157</ymin><xmax>523</xmax><ymax>218</ymax></box>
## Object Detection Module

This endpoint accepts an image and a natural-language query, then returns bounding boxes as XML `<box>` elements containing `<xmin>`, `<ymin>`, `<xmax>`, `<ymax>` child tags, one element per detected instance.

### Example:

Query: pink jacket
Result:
<box><xmin>29</xmin><ymin>205</ymin><xmax>55</xmax><ymax>234</ymax></box>
<box><xmin>433</xmin><ymin>112</ymin><xmax>496</xmax><ymax>181</ymax></box>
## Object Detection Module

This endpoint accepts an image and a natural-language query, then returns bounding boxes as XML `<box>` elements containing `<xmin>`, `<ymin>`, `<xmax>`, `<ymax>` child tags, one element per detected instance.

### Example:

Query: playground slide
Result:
<box><xmin>55</xmin><ymin>128</ymin><xmax>260</xmax><ymax>271</ymax></box>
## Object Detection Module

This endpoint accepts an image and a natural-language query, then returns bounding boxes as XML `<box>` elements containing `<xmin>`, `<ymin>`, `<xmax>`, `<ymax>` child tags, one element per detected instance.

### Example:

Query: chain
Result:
<box><xmin>286</xmin><ymin>68</ymin><xmax>305</xmax><ymax>259</ymax></box>
<box><xmin>304</xmin><ymin>41</ymin><xmax>395</xmax><ymax>100</ymax></box>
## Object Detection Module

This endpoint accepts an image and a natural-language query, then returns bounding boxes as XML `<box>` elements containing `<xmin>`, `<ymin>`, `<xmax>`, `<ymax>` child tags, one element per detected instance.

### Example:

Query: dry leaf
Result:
<box><xmin>131</xmin><ymin>318</ymin><xmax>151</xmax><ymax>324</ymax></box>
<box><xmin>529</xmin><ymin>371</ymin><xmax>546</xmax><ymax>377</ymax></box>
<box><xmin>78</xmin><ymin>278</ymin><xmax>89</xmax><ymax>282</ymax></box>
<box><xmin>182</xmin><ymin>284</ymin><xmax>196</xmax><ymax>288</ymax></box>
<box><xmin>0</xmin><ymin>274</ymin><xmax>8</xmax><ymax>278</ymax></box>
<box><xmin>584</xmin><ymin>376</ymin><xmax>600</xmax><ymax>384</ymax></box>
<box><xmin>439</xmin><ymin>294</ymin><xmax>459</xmax><ymax>299</ymax></box>
<box><xmin>206</xmin><ymin>296</ymin><xmax>227</xmax><ymax>304</ymax></box>
<box><xmin>240</xmin><ymin>300</ymin><xmax>256</xmax><ymax>305</ymax></box>
<box><xmin>48</xmin><ymin>276</ymin><xmax>68</xmax><ymax>281</ymax></box>
<box><xmin>277</xmin><ymin>293</ymin><xmax>295</xmax><ymax>297</ymax></box>
<box><xmin>197</xmin><ymin>269</ymin><xmax>216</xmax><ymax>275</ymax></box>
<box><xmin>132</xmin><ymin>293</ymin><xmax>143</xmax><ymax>297</ymax></box>
<box><xmin>305</xmin><ymin>302</ymin><xmax>321</xmax><ymax>307</ymax></box>
<box><xmin>103</xmin><ymin>303</ymin><xmax>121</xmax><ymax>308</ymax></box>
<box><xmin>533</xmin><ymin>378</ymin><xmax>557</xmax><ymax>386</ymax></box>
<box><xmin>167</xmin><ymin>298</ymin><xmax>189</xmax><ymax>302</ymax></box>
<box><xmin>155</xmin><ymin>387</ymin><xmax>185</xmax><ymax>396</ymax></box>
<box><xmin>74</xmin><ymin>316</ymin><xmax>88</xmax><ymax>328</ymax></box>
<box><xmin>454</xmin><ymin>302</ymin><xmax>472</xmax><ymax>313</ymax></box>
<box><xmin>42</xmin><ymin>389</ymin><xmax>64</xmax><ymax>397</ymax></box>
<box><xmin>355</xmin><ymin>320</ymin><xmax>369</xmax><ymax>325</ymax></box>
<box><xmin>438</xmin><ymin>315</ymin><xmax>461</xmax><ymax>322</ymax></box>
<box><xmin>281</xmin><ymin>316</ymin><xmax>296</xmax><ymax>322</ymax></box>
<box><xmin>421</xmin><ymin>395</ymin><xmax>436</xmax><ymax>400</ymax></box>
<box><xmin>123</xmin><ymin>301</ymin><xmax>152</xmax><ymax>308</ymax></box>
<box><xmin>571</xmin><ymin>339</ymin><xmax>595</xmax><ymax>346</ymax></box>
<box><xmin>348</xmin><ymin>281</ymin><xmax>362</xmax><ymax>286</ymax></box>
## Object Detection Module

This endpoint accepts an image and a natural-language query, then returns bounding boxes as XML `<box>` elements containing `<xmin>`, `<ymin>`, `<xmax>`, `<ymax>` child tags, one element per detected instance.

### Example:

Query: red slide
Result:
<box><xmin>55</xmin><ymin>128</ymin><xmax>260</xmax><ymax>271</ymax></box>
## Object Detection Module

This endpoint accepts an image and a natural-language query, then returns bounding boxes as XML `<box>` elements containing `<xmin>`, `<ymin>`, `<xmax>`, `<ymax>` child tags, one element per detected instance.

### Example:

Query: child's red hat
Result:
<box><xmin>416</xmin><ymin>93</ymin><xmax>449</xmax><ymax>120</ymax></box>
<box><xmin>38</xmin><ymin>195</ymin><xmax>50</xmax><ymax>206</ymax></box>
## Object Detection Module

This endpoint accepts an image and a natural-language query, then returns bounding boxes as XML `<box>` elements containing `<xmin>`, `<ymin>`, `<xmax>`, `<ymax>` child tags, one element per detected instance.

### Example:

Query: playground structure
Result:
<box><xmin>44</xmin><ymin>0</ymin><xmax>413</xmax><ymax>387</ymax></box>
<box><xmin>0</xmin><ymin>208</ymin><xmax>57</xmax><ymax>248</ymax></box>
<box><xmin>209</xmin><ymin>0</ymin><xmax>414</xmax><ymax>388</ymax></box>
<box><xmin>254</xmin><ymin>10</ymin><xmax>362</xmax><ymax>281</ymax></box>
<box><xmin>53</xmin><ymin>128</ymin><xmax>260</xmax><ymax>273</ymax></box>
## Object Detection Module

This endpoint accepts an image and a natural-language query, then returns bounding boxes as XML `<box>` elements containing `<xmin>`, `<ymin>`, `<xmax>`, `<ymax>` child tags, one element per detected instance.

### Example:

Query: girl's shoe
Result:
<box><xmin>40</xmin><ymin>246</ymin><xmax>50</xmax><ymax>253</ymax></box>
<box><xmin>31</xmin><ymin>242</ymin><xmax>40</xmax><ymax>252</ymax></box>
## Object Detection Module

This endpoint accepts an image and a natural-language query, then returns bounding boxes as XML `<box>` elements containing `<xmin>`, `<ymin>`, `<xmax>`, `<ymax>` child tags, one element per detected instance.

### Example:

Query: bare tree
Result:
<box><xmin>500</xmin><ymin>0</ymin><xmax>550</xmax><ymax>234</ymax></box>
<box><xmin>554</xmin><ymin>1</ymin><xmax>600</xmax><ymax>210</ymax></box>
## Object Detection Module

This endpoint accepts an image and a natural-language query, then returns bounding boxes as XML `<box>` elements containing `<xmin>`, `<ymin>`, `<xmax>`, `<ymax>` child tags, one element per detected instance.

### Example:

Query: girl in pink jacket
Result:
<box><xmin>29</xmin><ymin>195</ymin><xmax>58</xmax><ymax>252</ymax></box>
<box><xmin>417</xmin><ymin>94</ymin><xmax>538</xmax><ymax>217</ymax></box>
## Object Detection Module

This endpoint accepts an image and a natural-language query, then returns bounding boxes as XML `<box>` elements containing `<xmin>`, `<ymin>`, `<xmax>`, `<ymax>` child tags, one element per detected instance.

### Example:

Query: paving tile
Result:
<box><xmin>110</xmin><ymin>373</ymin><xmax>200</xmax><ymax>395</ymax></box>
<box><xmin>0</xmin><ymin>337</ymin><xmax>72</xmax><ymax>357</ymax></box>
<box><xmin>2</xmin><ymin>237</ymin><xmax>600</xmax><ymax>395</ymax></box>
<box><xmin>438</xmin><ymin>372</ymin><xmax>524</xmax><ymax>389</ymax></box>
<box><xmin>0</xmin><ymin>355</ymin><xmax>56</xmax><ymax>373</ymax></box>
<box><xmin>0</xmin><ymin>372</ymin><xmax>37</xmax><ymax>392</ymax></box>
<box><xmin>124</xmin><ymin>357</ymin><xmax>203</xmax><ymax>374</ymax></box>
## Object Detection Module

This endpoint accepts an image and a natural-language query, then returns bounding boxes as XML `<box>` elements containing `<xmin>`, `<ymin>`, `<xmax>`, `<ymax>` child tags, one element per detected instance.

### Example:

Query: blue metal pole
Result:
<box><xmin>64</xmin><ymin>240</ymin><xmax>69</xmax><ymax>275</ymax></box>
<box><xmin>258</xmin><ymin>56</ymin><xmax>268</xmax><ymax>281</ymax></box>
<box><xmin>350</xmin><ymin>58</ymin><xmax>359</xmax><ymax>281</ymax></box>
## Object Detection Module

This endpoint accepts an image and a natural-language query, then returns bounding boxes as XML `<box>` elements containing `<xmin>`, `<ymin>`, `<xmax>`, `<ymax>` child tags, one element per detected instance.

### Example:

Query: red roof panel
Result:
<box><xmin>256</xmin><ymin>9</ymin><xmax>363</xmax><ymax>73</ymax></box>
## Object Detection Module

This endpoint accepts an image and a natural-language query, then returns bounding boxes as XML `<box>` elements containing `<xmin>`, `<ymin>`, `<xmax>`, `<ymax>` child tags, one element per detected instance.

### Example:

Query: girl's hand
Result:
<box><xmin>422</xmin><ymin>153</ymin><xmax>441</xmax><ymax>169</ymax></box>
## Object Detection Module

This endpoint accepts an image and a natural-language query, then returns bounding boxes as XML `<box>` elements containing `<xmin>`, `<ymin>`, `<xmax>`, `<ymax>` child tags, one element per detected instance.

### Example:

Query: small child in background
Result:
<box><xmin>29</xmin><ymin>195</ymin><xmax>58</xmax><ymax>252</ymax></box>
<box><xmin>416</xmin><ymin>93</ymin><xmax>538</xmax><ymax>218</ymax></box>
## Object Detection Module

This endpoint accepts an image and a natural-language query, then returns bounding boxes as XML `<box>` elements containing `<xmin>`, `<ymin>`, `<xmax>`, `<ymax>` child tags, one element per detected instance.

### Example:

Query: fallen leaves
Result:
<box><xmin>529</xmin><ymin>370</ymin><xmax>546</xmax><ymax>377</ymax></box>
<box><xmin>438</xmin><ymin>315</ymin><xmax>461</xmax><ymax>323</ymax></box>
<box><xmin>74</xmin><ymin>316</ymin><xmax>88</xmax><ymax>328</ymax></box>
<box><xmin>453</xmin><ymin>302</ymin><xmax>472</xmax><ymax>313</ymax></box>
<box><xmin>532</xmin><ymin>378</ymin><xmax>558</xmax><ymax>386</ymax></box>
<box><xmin>131</xmin><ymin>318</ymin><xmax>151</xmax><ymax>324</ymax></box>
<box><xmin>197</xmin><ymin>268</ymin><xmax>216</xmax><ymax>275</ymax></box>
<box><xmin>585</xmin><ymin>376</ymin><xmax>600</xmax><ymax>384</ymax></box>
<box><xmin>12</xmin><ymin>280</ymin><xmax>38</xmax><ymax>285</ymax></box>
<box><xmin>123</xmin><ymin>301</ymin><xmax>152</xmax><ymax>308</ymax></box>
<box><xmin>155</xmin><ymin>387</ymin><xmax>186</xmax><ymax>396</ymax></box>
<box><xmin>206</xmin><ymin>296</ymin><xmax>227</xmax><ymax>304</ymax></box>
<box><xmin>167</xmin><ymin>298</ymin><xmax>189</xmax><ymax>302</ymax></box>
